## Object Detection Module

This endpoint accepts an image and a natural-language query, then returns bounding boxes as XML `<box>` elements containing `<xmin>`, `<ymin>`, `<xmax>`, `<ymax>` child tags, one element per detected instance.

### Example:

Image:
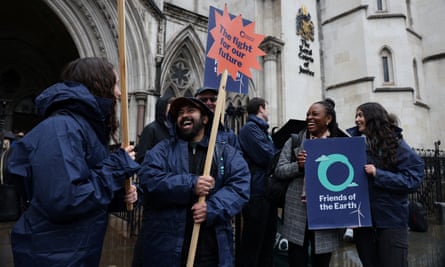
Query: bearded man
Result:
<box><xmin>138</xmin><ymin>97</ymin><xmax>250</xmax><ymax>267</ymax></box>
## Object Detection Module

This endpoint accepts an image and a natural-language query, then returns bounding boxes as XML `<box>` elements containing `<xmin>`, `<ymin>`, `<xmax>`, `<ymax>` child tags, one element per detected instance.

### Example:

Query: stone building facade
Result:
<box><xmin>0</xmin><ymin>0</ymin><xmax>443</xmax><ymax>148</ymax></box>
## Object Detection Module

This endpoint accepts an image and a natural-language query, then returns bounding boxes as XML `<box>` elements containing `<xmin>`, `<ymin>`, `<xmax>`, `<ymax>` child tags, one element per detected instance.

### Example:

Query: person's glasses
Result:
<box><xmin>198</xmin><ymin>96</ymin><xmax>217</xmax><ymax>103</ymax></box>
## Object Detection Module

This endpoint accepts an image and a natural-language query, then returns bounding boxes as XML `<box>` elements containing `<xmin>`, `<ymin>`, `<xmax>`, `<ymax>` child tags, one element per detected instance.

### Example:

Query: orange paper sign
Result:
<box><xmin>207</xmin><ymin>5</ymin><xmax>265</xmax><ymax>79</ymax></box>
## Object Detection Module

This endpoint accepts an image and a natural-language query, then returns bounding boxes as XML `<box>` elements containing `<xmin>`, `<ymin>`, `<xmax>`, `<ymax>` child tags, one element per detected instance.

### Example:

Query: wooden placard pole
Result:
<box><xmin>186</xmin><ymin>70</ymin><xmax>228</xmax><ymax>267</ymax></box>
<box><xmin>117</xmin><ymin>0</ymin><xmax>132</xmax><ymax>211</ymax></box>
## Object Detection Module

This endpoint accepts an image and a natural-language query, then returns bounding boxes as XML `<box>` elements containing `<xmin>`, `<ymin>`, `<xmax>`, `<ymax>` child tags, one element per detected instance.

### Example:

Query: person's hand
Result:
<box><xmin>296</xmin><ymin>149</ymin><xmax>307</xmax><ymax>170</ymax></box>
<box><xmin>195</xmin><ymin>175</ymin><xmax>215</xmax><ymax>196</ymax></box>
<box><xmin>123</xmin><ymin>145</ymin><xmax>136</xmax><ymax>161</ymax></box>
<box><xmin>124</xmin><ymin>184</ymin><xmax>138</xmax><ymax>204</ymax></box>
<box><xmin>364</xmin><ymin>164</ymin><xmax>376</xmax><ymax>177</ymax></box>
<box><xmin>192</xmin><ymin>201</ymin><xmax>207</xmax><ymax>224</ymax></box>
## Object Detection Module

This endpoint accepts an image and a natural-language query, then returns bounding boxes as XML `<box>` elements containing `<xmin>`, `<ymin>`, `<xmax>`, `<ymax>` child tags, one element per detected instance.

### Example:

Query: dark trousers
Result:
<box><xmin>354</xmin><ymin>227</ymin><xmax>408</xmax><ymax>267</ymax></box>
<box><xmin>287</xmin><ymin>227</ymin><xmax>332</xmax><ymax>267</ymax></box>
<box><xmin>239</xmin><ymin>196</ymin><xmax>277</xmax><ymax>267</ymax></box>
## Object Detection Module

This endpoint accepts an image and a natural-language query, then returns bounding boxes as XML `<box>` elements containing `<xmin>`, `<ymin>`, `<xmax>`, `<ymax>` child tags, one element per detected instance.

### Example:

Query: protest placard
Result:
<box><xmin>304</xmin><ymin>137</ymin><xmax>372</xmax><ymax>229</ymax></box>
<box><xmin>204</xmin><ymin>5</ymin><xmax>265</xmax><ymax>93</ymax></box>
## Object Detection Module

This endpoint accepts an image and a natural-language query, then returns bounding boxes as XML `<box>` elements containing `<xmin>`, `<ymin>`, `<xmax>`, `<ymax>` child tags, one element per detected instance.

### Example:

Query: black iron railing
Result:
<box><xmin>410</xmin><ymin>142</ymin><xmax>445</xmax><ymax>218</ymax></box>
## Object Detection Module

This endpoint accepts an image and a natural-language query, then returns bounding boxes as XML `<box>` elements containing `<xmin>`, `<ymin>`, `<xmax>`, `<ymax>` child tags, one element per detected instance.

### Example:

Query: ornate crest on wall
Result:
<box><xmin>296</xmin><ymin>5</ymin><xmax>314</xmax><ymax>42</ymax></box>
<box><xmin>296</xmin><ymin>4</ymin><xmax>315</xmax><ymax>76</ymax></box>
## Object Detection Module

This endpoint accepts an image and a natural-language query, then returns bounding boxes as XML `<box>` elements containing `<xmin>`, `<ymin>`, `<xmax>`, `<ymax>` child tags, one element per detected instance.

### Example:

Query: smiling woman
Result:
<box><xmin>274</xmin><ymin>98</ymin><xmax>345</xmax><ymax>267</ymax></box>
<box><xmin>347</xmin><ymin>102</ymin><xmax>425</xmax><ymax>267</ymax></box>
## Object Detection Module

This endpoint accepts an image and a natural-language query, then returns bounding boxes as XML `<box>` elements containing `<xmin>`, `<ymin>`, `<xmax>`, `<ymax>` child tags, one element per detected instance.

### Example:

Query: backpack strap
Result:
<box><xmin>290</xmin><ymin>130</ymin><xmax>305</xmax><ymax>153</ymax></box>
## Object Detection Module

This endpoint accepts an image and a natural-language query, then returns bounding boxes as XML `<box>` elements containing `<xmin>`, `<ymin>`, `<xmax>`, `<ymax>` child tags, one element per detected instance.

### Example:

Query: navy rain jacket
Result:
<box><xmin>347</xmin><ymin>126</ymin><xmax>424</xmax><ymax>228</ymax></box>
<box><xmin>8</xmin><ymin>82</ymin><xmax>139</xmax><ymax>267</ymax></box>
<box><xmin>138</xmin><ymin>120</ymin><xmax>250</xmax><ymax>267</ymax></box>
<box><xmin>238</xmin><ymin>114</ymin><xmax>276</xmax><ymax>196</ymax></box>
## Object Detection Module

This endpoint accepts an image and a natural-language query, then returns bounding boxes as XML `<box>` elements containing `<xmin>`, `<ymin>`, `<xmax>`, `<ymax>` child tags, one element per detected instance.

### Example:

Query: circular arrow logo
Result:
<box><xmin>316</xmin><ymin>153</ymin><xmax>354</xmax><ymax>192</ymax></box>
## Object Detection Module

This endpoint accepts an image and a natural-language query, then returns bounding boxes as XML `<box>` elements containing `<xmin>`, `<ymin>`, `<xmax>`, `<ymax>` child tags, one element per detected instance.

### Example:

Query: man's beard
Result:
<box><xmin>177</xmin><ymin>117</ymin><xmax>206</xmax><ymax>141</ymax></box>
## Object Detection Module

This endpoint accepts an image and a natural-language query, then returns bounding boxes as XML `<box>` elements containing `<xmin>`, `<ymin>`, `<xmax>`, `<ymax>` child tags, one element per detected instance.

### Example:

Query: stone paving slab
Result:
<box><xmin>1</xmin><ymin>216</ymin><xmax>444</xmax><ymax>267</ymax></box>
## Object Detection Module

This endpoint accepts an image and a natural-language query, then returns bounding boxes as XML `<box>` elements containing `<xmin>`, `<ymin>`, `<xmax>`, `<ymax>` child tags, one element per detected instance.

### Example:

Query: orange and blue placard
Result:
<box><xmin>204</xmin><ymin>5</ymin><xmax>265</xmax><ymax>94</ymax></box>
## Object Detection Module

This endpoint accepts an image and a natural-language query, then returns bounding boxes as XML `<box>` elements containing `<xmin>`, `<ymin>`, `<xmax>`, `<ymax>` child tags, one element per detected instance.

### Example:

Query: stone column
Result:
<box><xmin>260</xmin><ymin>36</ymin><xmax>284</xmax><ymax>128</ymax></box>
<box><xmin>134</xmin><ymin>91</ymin><xmax>148</xmax><ymax>143</ymax></box>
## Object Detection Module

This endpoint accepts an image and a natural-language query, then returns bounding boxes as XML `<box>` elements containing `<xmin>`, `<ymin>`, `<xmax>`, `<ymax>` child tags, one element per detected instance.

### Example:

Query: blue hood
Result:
<box><xmin>35</xmin><ymin>81</ymin><xmax>113</xmax><ymax>145</ymax></box>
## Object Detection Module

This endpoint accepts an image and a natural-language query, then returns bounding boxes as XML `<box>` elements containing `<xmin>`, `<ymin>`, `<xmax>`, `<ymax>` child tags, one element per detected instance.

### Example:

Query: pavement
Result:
<box><xmin>330</xmin><ymin>223</ymin><xmax>444</xmax><ymax>267</ymax></box>
<box><xmin>1</xmin><ymin>215</ymin><xmax>445</xmax><ymax>267</ymax></box>
<box><xmin>0</xmin><ymin>216</ymin><xmax>136</xmax><ymax>267</ymax></box>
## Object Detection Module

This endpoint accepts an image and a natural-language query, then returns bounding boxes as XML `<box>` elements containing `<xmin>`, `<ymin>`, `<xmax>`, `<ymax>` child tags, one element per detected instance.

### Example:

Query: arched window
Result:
<box><xmin>160</xmin><ymin>25</ymin><xmax>205</xmax><ymax>97</ymax></box>
<box><xmin>406</xmin><ymin>0</ymin><xmax>413</xmax><ymax>27</ymax></box>
<box><xmin>380</xmin><ymin>47</ymin><xmax>394</xmax><ymax>84</ymax></box>
<box><xmin>376</xmin><ymin>0</ymin><xmax>387</xmax><ymax>11</ymax></box>
<box><xmin>413</xmin><ymin>59</ymin><xmax>421</xmax><ymax>99</ymax></box>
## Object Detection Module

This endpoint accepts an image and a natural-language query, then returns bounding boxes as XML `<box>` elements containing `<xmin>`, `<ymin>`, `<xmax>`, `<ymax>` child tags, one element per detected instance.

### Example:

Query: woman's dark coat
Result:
<box><xmin>347</xmin><ymin>126</ymin><xmax>424</xmax><ymax>228</ymax></box>
<box><xmin>8</xmin><ymin>82</ymin><xmax>139</xmax><ymax>267</ymax></box>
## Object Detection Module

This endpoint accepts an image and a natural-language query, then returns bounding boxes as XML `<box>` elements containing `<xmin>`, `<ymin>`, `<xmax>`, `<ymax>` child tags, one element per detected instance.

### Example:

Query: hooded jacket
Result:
<box><xmin>8</xmin><ymin>82</ymin><xmax>139</xmax><ymax>267</ymax></box>
<box><xmin>238</xmin><ymin>114</ymin><xmax>276</xmax><ymax>196</ymax></box>
<box><xmin>135</xmin><ymin>96</ymin><xmax>171</xmax><ymax>163</ymax></box>
<box><xmin>137</xmin><ymin>110</ymin><xmax>250</xmax><ymax>267</ymax></box>
<box><xmin>346</xmin><ymin>126</ymin><xmax>424</xmax><ymax>228</ymax></box>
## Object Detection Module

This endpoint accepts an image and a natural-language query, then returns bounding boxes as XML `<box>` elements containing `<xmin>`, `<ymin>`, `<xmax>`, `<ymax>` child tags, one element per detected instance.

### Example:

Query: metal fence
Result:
<box><xmin>410</xmin><ymin>143</ymin><xmax>445</xmax><ymax>218</ymax></box>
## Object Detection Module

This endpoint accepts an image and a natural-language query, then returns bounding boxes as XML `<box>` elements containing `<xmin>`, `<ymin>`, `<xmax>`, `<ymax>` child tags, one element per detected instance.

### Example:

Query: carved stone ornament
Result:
<box><xmin>296</xmin><ymin>5</ymin><xmax>314</xmax><ymax>42</ymax></box>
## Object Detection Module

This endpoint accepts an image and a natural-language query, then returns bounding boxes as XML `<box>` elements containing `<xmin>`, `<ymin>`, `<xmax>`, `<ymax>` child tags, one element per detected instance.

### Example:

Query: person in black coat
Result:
<box><xmin>135</xmin><ymin>95</ymin><xmax>174</xmax><ymax>163</ymax></box>
<box><xmin>238</xmin><ymin>97</ymin><xmax>277</xmax><ymax>267</ymax></box>
<box><xmin>132</xmin><ymin>94</ymin><xmax>174</xmax><ymax>266</ymax></box>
